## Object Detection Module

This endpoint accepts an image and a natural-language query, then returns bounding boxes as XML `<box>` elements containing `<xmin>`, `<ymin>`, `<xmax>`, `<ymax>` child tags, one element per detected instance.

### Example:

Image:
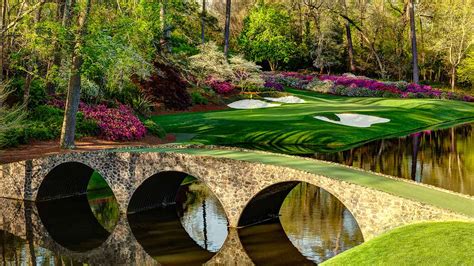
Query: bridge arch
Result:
<box><xmin>237</xmin><ymin>180</ymin><xmax>363</xmax><ymax>235</ymax></box>
<box><xmin>237</xmin><ymin>180</ymin><xmax>364</xmax><ymax>264</ymax></box>
<box><xmin>36</xmin><ymin>161</ymin><xmax>112</xmax><ymax>201</ymax></box>
<box><xmin>127</xmin><ymin>170</ymin><xmax>230</xmax><ymax>265</ymax></box>
<box><xmin>35</xmin><ymin>161</ymin><xmax>120</xmax><ymax>252</ymax></box>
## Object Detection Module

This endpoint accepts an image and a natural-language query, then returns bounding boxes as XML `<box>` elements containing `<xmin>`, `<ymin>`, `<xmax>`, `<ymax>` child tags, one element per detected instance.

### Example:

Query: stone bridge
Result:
<box><xmin>1</xmin><ymin>145</ymin><xmax>473</xmax><ymax>259</ymax></box>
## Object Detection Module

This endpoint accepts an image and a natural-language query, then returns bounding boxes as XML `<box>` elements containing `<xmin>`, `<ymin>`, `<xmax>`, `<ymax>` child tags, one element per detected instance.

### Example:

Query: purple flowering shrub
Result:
<box><xmin>264</xmin><ymin>81</ymin><xmax>284</xmax><ymax>91</ymax></box>
<box><xmin>318</xmin><ymin>75</ymin><xmax>474</xmax><ymax>102</ymax></box>
<box><xmin>49</xmin><ymin>97</ymin><xmax>147</xmax><ymax>140</ymax></box>
<box><xmin>262</xmin><ymin>72</ymin><xmax>315</xmax><ymax>90</ymax></box>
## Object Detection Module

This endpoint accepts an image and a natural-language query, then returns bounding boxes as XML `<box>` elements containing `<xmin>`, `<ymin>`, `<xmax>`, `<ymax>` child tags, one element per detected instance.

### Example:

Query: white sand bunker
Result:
<box><xmin>227</xmin><ymin>99</ymin><xmax>281</xmax><ymax>109</ymax></box>
<box><xmin>314</xmin><ymin>113</ymin><xmax>390</xmax><ymax>128</ymax></box>
<box><xmin>264</xmin><ymin>96</ymin><xmax>305</xmax><ymax>103</ymax></box>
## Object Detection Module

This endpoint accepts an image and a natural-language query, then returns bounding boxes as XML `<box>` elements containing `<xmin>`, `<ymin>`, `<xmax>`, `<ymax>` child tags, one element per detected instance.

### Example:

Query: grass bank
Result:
<box><xmin>151</xmin><ymin>90</ymin><xmax>474</xmax><ymax>153</ymax></box>
<box><xmin>322</xmin><ymin>221</ymin><xmax>474</xmax><ymax>265</ymax></box>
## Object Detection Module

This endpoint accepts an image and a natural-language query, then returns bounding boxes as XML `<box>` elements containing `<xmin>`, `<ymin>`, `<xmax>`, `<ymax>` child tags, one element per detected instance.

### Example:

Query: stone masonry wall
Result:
<box><xmin>1</xmin><ymin>148</ymin><xmax>473</xmax><ymax>241</ymax></box>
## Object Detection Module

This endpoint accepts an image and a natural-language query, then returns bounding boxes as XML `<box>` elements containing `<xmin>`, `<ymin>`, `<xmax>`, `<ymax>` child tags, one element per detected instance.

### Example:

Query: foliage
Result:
<box><xmin>190</xmin><ymin>91</ymin><xmax>209</xmax><ymax>105</ymax></box>
<box><xmin>189</xmin><ymin>42</ymin><xmax>234</xmax><ymax>83</ymax></box>
<box><xmin>239</xmin><ymin>3</ymin><xmax>297</xmax><ymax>70</ymax></box>
<box><xmin>143</xmin><ymin>119</ymin><xmax>167</xmax><ymax>139</ymax></box>
<box><xmin>136</xmin><ymin>61</ymin><xmax>192</xmax><ymax>110</ymax></box>
<box><xmin>262</xmin><ymin>72</ymin><xmax>314</xmax><ymax>90</ymax></box>
<box><xmin>1</xmin><ymin>104</ymin><xmax>98</xmax><ymax>148</ymax></box>
<box><xmin>206</xmin><ymin>78</ymin><xmax>235</xmax><ymax>94</ymax></box>
<box><xmin>318</xmin><ymin>75</ymin><xmax>474</xmax><ymax>101</ymax></box>
<box><xmin>0</xmin><ymin>84</ymin><xmax>26</xmax><ymax>148</ymax></box>
<box><xmin>263</xmin><ymin>81</ymin><xmax>284</xmax><ymax>91</ymax></box>
<box><xmin>129</xmin><ymin>94</ymin><xmax>155</xmax><ymax>117</ymax></box>
<box><xmin>458</xmin><ymin>50</ymin><xmax>474</xmax><ymax>88</ymax></box>
<box><xmin>322</xmin><ymin>222</ymin><xmax>474</xmax><ymax>266</ymax></box>
<box><xmin>229</xmin><ymin>55</ymin><xmax>264</xmax><ymax>91</ymax></box>
<box><xmin>306</xmin><ymin>80</ymin><xmax>334</xmax><ymax>94</ymax></box>
<box><xmin>81</xmin><ymin>104</ymin><xmax>146</xmax><ymax>141</ymax></box>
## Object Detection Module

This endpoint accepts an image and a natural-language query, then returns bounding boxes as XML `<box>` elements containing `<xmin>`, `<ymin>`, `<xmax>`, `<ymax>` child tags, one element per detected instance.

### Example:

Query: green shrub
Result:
<box><xmin>1</xmin><ymin>105</ymin><xmax>100</xmax><ymax>148</ymax></box>
<box><xmin>129</xmin><ymin>94</ymin><xmax>154</xmax><ymax>116</ymax></box>
<box><xmin>144</xmin><ymin>119</ymin><xmax>166</xmax><ymax>138</ymax></box>
<box><xmin>191</xmin><ymin>91</ymin><xmax>209</xmax><ymax>105</ymax></box>
<box><xmin>76</xmin><ymin>113</ymin><xmax>100</xmax><ymax>137</ymax></box>
<box><xmin>0</xmin><ymin>127</ymin><xmax>25</xmax><ymax>148</ymax></box>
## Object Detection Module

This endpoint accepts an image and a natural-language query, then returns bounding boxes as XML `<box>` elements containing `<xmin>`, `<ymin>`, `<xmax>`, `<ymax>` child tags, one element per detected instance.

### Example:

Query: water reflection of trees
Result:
<box><xmin>280</xmin><ymin>183</ymin><xmax>364</xmax><ymax>264</ymax></box>
<box><xmin>314</xmin><ymin>124</ymin><xmax>474</xmax><ymax>195</ymax></box>
<box><xmin>0</xmin><ymin>229</ymin><xmax>80</xmax><ymax>265</ymax></box>
<box><xmin>178</xmin><ymin>182</ymin><xmax>228</xmax><ymax>253</ymax></box>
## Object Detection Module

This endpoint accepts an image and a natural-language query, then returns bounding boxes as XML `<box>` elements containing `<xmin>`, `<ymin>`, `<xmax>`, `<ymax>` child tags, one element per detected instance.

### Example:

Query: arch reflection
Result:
<box><xmin>128</xmin><ymin>172</ymin><xmax>228</xmax><ymax>265</ymax></box>
<box><xmin>238</xmin><ymin>182</ymin><xmax>364</xmax><ymax>264</ymax></box>
<box><xmin>36</xmin><ymin>162</ymin><xmax>119</xmax><ymax>252</ymax></box>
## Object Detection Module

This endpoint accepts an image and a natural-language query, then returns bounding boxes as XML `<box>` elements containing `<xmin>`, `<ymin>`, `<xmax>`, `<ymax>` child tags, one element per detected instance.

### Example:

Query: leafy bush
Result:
<box><xmin>81</xmin><ymin>104</ymin><xmax>146</xmax><ymax>140</ymax></box>
<box><xmin>135</xmin><ymin>61</ymin><xmax>192</xmax><ymax>110</ymax></box>
<box><xmin>1</xmin><ymin>104</ymin><xmax>99</xmax><ymax>148</ymax></box>
<box><xmin>0</xmin><ymin>85</ymin><xmax>27</xmax><ymax>148</ymax></box>
<box><xmin>229</xmin><ymin>55</ymin><xmax>264</xmax><ymax>91</ymax></box>
<box><xmin>207</xmin><ymin>78</ymin><xmax>235</xmax><ymax>94</ymax></box>
<box><xmin>305</xmin><ymin>79</ymin><xmax>333</xmax><ymax>93</ymax></box>
<box><xmin>190</xmin><ymin>91</ymin><xmax>209</xmax><ymax>105</ymax></box>
<box><xmin>129</xmin><ymin>94</ymin><xmax>154</xmax><ymax>116</ymax></box>
<box><xmin>263</xmin><ymin>81</ymin><xmax>284</xmax><ymax>91</ymax></box>
<box><xmin>143</xmin><ymin>119</ymin><xmax>166</xmax><ymax>138</ymax></box>
<box><xmin>318</xmin><ymin>75</ymin><xmax>474</xmax><ymax>102</ymax></box>
<box><xmin>189</xmin><ymin>42</ymin><xmax>234</xmax><ymax>83</ymax></box>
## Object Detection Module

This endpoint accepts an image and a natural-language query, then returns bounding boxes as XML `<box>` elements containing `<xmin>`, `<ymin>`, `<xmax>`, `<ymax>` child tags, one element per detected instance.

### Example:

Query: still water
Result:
<box><xmin>0</xmin><ymin>181</ymin><xmax>362</xmax><ymax>265</ymax></box>
<box><xmin>313</xmin><ymin>123</ymin><xmax>474</xmax><ymax>196</ymax></box>
<box><xmin>0</xmin><ymin>123</ymin><xmax>472</xmax><ymax>265</ymax></box>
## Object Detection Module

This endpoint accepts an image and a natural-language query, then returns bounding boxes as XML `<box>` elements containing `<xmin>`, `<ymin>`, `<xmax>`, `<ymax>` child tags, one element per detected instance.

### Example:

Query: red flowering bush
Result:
<box><xmin>81</xmin><ymin>104</ymin><xmax>146</xmax><ymax>141</ymax></box>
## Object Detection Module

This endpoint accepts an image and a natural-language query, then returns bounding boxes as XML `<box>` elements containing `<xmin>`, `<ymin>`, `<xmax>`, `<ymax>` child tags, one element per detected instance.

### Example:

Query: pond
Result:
<box><xmin>0</xmin><ymin>122</ymin><xmax>472</xmax><ymax>265</ymax></box>
<box><xmin>312</xmin><ymin>123</ymin><xmax>474</xmax><ymax>196</ymax></box>
<box><xmin>0</xmin><ymin>181</ymin><xmax>362</xmax><ymax>265</ymax></box>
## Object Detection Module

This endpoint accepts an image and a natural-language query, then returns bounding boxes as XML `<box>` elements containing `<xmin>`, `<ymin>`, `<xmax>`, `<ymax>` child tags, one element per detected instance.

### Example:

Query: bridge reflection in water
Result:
<box><xmin>0</xmin><ymin>172</ymin><xmax>362</xmax><ymax>265</ymax></box>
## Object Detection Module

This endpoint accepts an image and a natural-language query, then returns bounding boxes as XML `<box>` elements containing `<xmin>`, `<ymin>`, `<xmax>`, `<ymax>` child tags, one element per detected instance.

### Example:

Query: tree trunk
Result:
<box><xmin>201</xmin><ymin>0</ymin><xmax>206</xmax><ymax>44</ymax></box>
<box><xmin>451</xmin><ymin>66</ymin><xmax>456</xmax><ymax>91</ymax></box>
<box><xmin>223</xmin><ymin>0</ymin><xmax>231</xmax><ymax>57</ymax></box>
<box><xmin>0</xmin><ymin>0</ymin><xmax>7</xmax><ymax>82</ymax></box>
<box><xmin>345</xmin><ymin>22</ymin><xmax>356</xmax><ymax>72</ymax></box>
<box><xmin>409</xmin><ymin>0</ymin><xmax>419</xmax><ymax>84</ymax></box>
<box><xmin>160</xmin><ymin>0</ymin><xmax>171</xmax><ymax>53</ymax></box>
<box><xmin>60</xmin><ymin>0</ymin><xmax>91</xmax><ymax>149</ymax></box>
<box><xmin>23</xmin><ymin>66</ymin><xmax>33</xmax><ymax>107</ymax></box>
<box><xmin>342</xmin><ymin>0</ymin><xmax>355</xmax><ymax>73</ymax></box>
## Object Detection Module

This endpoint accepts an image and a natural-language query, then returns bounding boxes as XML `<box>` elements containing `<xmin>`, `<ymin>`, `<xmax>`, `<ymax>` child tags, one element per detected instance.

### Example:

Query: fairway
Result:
<box><xmin>152</xmin><ymin>90</ymin><xmax>474</xmax><ymax>152</ymax></box>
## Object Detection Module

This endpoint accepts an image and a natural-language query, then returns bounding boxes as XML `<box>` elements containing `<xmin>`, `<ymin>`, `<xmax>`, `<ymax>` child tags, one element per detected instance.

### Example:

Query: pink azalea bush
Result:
<box><xmin>318</xmin><ymin>75</ymin><xmax>474</xmax><ymax>102</ymax></box>
<box><xmin>206</xmin><ymin>77</ymin><xmax>235</xmax><ymax>94</ymax></box>
<box><xmin>49</xmin><ymin>98</ymin><xmax>146</xmax><ymax>140</ymax></box>
<box><xmin>81</xmin><ymin>104</ymin><xmax>146</xmax><ymax>141</ymax></box>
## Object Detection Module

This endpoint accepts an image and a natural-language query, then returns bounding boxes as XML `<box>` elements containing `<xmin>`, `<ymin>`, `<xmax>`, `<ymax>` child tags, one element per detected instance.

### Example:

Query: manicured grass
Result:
<box><xmin>114</xmin><ymin>147</ymin><xmax>474</xmax><ymax>218</ymax></box>
<box><xmin>151</xmin><ymin>90</ymin><xmax>474</xmax><ymax>153</ymax></box>
<box><xmin>322</xmin><ymin>222</ymin><xmax>474</xmax><ymax>266</ymax></box>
